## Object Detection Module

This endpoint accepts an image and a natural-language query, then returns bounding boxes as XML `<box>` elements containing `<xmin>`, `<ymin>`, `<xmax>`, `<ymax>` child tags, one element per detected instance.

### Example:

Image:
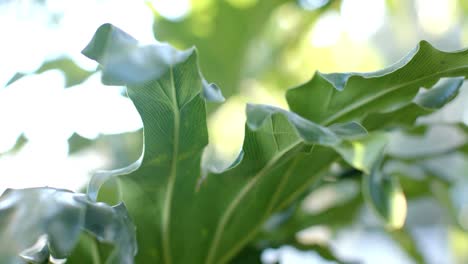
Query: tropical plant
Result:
<box><xmin>1</xmin><ymin>20</ymin><xmax>468</xmax><ymax>263</ymax></box>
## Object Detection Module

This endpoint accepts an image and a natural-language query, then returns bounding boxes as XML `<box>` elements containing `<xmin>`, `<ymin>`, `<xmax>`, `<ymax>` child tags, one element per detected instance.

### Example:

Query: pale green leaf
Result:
<box><xmin>363</xmin><ymin>156</ymin><xmax>407</xmax><ymax>229</ymax></box>
<box><xmin>0</xmin><ymin>187</ymin><xmax>136</xmax><ymax>264</ymax></box>
<box><xmin>414</xmin><ymin>77</ymin><xmax>464</xmax><ymax>109</ymax></box>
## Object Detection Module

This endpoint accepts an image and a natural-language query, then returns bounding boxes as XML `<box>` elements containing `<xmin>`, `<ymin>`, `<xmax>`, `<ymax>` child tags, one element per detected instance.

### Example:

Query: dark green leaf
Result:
<box><xmin>229</xmin><ymin>246</ymin><xmax>262</xmax><ymax>264</ymax></box>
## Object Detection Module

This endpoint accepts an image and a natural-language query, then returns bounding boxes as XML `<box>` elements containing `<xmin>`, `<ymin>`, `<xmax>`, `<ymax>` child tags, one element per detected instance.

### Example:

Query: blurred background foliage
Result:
<box><xmin>1</xmin><ymin>0</ymin><xmax>468</xmax><ymax>263</ymax></box>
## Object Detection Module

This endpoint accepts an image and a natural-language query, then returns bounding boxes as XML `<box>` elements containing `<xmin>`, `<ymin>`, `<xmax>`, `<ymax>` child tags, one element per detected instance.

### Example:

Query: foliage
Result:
<box><xmin>0</xmin><ymin>187</ymin><xmax>136</xmax><ymax>263</ymax></box>
<box><xmin>2</xmin><ymin>5</ymin><xmax>468</xmax><ymax>264</ymax></box>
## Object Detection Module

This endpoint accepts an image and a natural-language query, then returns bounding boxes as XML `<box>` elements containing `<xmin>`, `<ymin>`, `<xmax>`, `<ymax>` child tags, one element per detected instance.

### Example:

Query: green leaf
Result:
<box><xmin>229</xmin><ymin>246</ymin><xmax>263</xmax><ymax>264</ymax></box>
<box><xmin>334</xmin><ymin>132</ymin><xmax>388</xmax><ymax>174</ymax></box>
<box><xmin>245</xmin><ymin>103</ymin><xmax>368</xmax><ymax>145</ymax></box>
<box><xmin>286</xmin><ymin>42</ymin><xmax>468</xmax><ymax>125</ymax></box>
<box><xmin>85</xmin><ymin>46</ymin><xmax>373</xmax><ymax>263</ymax></box>
<box><xmin>414</xmin><ymin>77</ymin><xmax>464</xmax><ymax>110</ymax></box>
<box><xmin>0</xmin><ymin>187</ymin><xmax>136</xmax><ymax>264</ymax></box>
<box><xmin>244</xmin><ymin>103</ymin><xmax>383</xmax><ymax>173</ymax></box>
<box><xmin>363</xmin><ymin>155</ymin><xmax>407</xmax><ymax>229</ymax></box>
<box><xmin>82</xmin><ymin>23</ymin><xmax>224</xmax><ymax>102</ymax></box>
<box><xmin>83</xmin><ymin>24</ymin><xmax>468</xmax><ymax>263</ymax></box>
<box><xmin>361</xmin><ymin>76</ymin><xmax>464</xmax><ymax>130</ymax></box>
<box><xmin>258</xmin><ymin>180</ymin><xmax>362</xmax><ymax>245</ymax></box>
<box><xmin>82</xmin><ymin>23</ymin><xmax>191</xmax><ymax>87</ymax></box>
<box><xmin>362</xmin><ymin>104</ymin><xmax>430</xmax><ymax>131</ymax></box>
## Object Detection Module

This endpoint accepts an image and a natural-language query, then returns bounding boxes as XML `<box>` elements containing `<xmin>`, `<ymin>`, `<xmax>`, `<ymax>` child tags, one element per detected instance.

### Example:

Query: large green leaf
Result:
<box><xmin>362</xmin><ymin>77</ymin><xmax>465</xmax><ymax>131</ymax></box>
<box><xmin>83</xmin><ymin>24</ymin><xmax>468</xmax><ymax>263</ymax></box>
<box><xmin>286</xmin><ymin>43</ymin><xmax>468</xmax><ymax>125</ymax></box>
<box><xmin>0</xmin><ymin>187</ymin><xmax>136</xmax><ymax>264</ymax></box>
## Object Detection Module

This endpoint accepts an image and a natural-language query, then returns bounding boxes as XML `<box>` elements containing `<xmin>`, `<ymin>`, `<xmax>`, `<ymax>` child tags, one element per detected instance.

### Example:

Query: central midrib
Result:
<box><xmin>321</xmin><ymin>66</ymin><xmax>468</xmax><ymax>125</ymax></box>
<box><xmin>205</xmin><ymin>66</ymin><xmax>468</xmax><ymax>264</ymax></box>
<box><xmin>162</xmin><ymin>66</ymin><xmax>179</xmax><ymax>264</ymax></box>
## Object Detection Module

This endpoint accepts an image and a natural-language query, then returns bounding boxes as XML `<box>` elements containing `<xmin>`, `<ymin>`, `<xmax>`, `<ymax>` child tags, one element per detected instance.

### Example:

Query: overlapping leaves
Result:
<box><xmin>81</xmin><ymin>23</ymin><xmax>468</xmax><ymax>264</ymax></box>
<box><xmin>0</xmin><ymin>187</ymin><xmax>136</xmax><ymax>264</ymax></box>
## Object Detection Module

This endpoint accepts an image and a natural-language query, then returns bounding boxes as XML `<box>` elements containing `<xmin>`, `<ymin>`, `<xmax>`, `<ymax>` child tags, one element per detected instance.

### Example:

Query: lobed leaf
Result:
<box><xmin>82</xmin><ymin>24</ymin><xmax>468</xmax><ymax>263</ymax></box>
<box><xmin>286</xmin><ymin>43</ymin><xmax>468</xmax><ymax>125</ymax></box>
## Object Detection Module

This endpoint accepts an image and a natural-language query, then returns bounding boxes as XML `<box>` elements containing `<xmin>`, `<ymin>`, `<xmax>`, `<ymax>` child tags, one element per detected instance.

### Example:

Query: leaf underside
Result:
<box><xmin>83</xmin><ymin>24</ymin><xmax>468</xmax><ymax>264</ymax></box>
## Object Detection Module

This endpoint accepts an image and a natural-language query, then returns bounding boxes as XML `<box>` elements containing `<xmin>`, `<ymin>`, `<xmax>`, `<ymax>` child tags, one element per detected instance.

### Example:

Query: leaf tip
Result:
<box><xmin>81</xmin><ymin>23</ymin><xmax>137</xmax><ymax>63</ymax></box>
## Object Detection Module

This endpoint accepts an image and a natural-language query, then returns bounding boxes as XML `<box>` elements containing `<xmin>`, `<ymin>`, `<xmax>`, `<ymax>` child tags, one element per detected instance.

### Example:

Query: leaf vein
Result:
<box><xmin>161</xmin><ymin>66</ymin><xmax>179</xmax><ymax>264</ymax></box>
